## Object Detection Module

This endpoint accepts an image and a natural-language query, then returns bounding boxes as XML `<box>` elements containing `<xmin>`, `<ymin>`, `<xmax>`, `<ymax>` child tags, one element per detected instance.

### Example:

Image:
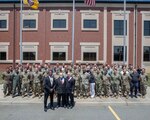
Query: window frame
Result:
<box><xmin>143</xmin><ymin>46</ymin><xmax>150</xmax><ymax>62</ymax></box>
<box><xmin>114</xmin><ymin>20</ymin><xmax>127</xmax><ymax>36</ymax></box>
<box><xmin>0</xmin><ymin>11</ymin><xmax>10</xmax><ymax>31</ymax></box>
<box><xmin>144</xmin><ymin>21</ymin><xmax>150</xmax><ymax>36</ymax></box>
<box><xmin>22</xmin><ymin>10</ymin><xmax>39</xmax><ymax>31</ymax></box>
<box><xmin>50</xmin><ymin>10</ymin><xmax>69</xmax><ymax>31</ymax></box>
<box><xmin>23</xmin><ymin>19</ymin><xmax>36</xmax><ymax>29</ymax></box>
<box><xmin>81</xmin><ymin>10</ymin><xmax>100</xmax><ymax>31</ymax></box>
<box><xmin>113</xmin><ymin>46</ymin><xmax>127</xmax><ymax>62</ymax></box>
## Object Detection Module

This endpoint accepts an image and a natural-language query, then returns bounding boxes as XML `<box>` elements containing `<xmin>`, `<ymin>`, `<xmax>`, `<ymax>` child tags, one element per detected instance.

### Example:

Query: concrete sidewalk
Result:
<box><xmin>1</xmin><ymin>85</ymin><xmax>150</xmax><ymax>104</ymax></box>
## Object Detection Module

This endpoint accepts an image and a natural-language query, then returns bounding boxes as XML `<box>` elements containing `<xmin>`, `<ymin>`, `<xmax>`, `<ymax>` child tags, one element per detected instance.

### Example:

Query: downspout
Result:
<box><xmin>134</xmin><ymin>4</ymin><xmax>137</xmax><ymax>68</ymax></box>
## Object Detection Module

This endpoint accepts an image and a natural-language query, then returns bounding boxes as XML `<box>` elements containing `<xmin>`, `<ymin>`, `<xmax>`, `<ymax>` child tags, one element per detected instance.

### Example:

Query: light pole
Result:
<box><xmin>20</xmin><ymin>0</ymin><xmax>23</xmax><ymax>65</ymax></box>
<box><xmin>72</xmin><ymin>0</ymin><xmax>75</xmax><ymax>65</ymax></box>
<box><xmin>123</xmin><ymin>0</ymin><xmax>126</xmax><ymax>64</ymax></box>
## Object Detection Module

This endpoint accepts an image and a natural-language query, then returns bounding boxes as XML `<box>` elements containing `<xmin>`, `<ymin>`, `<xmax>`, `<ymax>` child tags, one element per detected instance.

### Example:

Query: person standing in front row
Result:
<box><xmin>66</xmin><ymin>72</ymin><xmax>75</xmax><ymax>108</ymax></box>
<box><xmin>43</xmin><ymin>70</ymin><xmax>56</xmax><ymax>112</ymax></box>
<box><xmin>56</xmin><ymin>72</ymin><xmax>66</xmax><ymax>108</ymax></box>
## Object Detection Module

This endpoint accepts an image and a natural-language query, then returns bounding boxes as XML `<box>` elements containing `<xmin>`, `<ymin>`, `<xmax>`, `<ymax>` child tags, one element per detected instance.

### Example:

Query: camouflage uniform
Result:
<box><xmin>81</xmin><ymin>72</ymin><xmax>90</xmax><ymax>98</ymax></box>
<box><xmin>110</xmin><ymin>73</ymin><xmax>120</xmax><ymax>97</ymax></box>
<box><xmin>140</xmin><ymin>73</ymin><xmax>148</xmax><ymax>97</ymax></box>
<box><xmin>2</xmin><ymin>71</ymin><xmax>11</xmax><ymax>97</ymax></box>
<box><xmin>101</xmin><ymin>73</ymin><xmax>111</xmax><ymax>97</ymax></box>
<box><xmin>94</xmin><ymin>71</ymin><xmax>103</xmax><ymax>97</ymax></box>
<box><xmin>73</xmin><ymin>72</ymin><xmax>81</xmax><ymax>98</ymax></box>
<box><xmin>121</xmin><ymin>73</ymin><xmax>131</xmax><ymax>98</ymax></box>
<box><xmin>22</xmin><ymin>71</ymin><xmax>30</xmax><ymax>97</ymax></box>
<box><xmin>33</xmin><ymin>71</ymin><xmax>42</xmax><ymax>98</ymax></box>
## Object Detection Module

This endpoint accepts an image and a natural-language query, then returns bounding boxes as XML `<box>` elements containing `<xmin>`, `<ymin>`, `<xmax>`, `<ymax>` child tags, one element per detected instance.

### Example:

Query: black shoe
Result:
<box><xmin>70</xmin><ymin>106</ymin><xmax>73</xmax><ymax>109</ymax></box>
<box><xmin>44</xmin><ymin>108</ymin><xmax>47</xmax><ymax>112</ymax></box>
<box><xmin>135</xmin><ymin>95</ymin><xmax>138</xmax><ymax>98</ymax></box>
<box><xmin>56</xmin><ymin>105</ymin><xmax>60</xmax><ymax>109</ymax></box>
<box><xmin>51</xmin><ymin>107</ymin><xmax>55</xmax><ymax>110</ymax></box>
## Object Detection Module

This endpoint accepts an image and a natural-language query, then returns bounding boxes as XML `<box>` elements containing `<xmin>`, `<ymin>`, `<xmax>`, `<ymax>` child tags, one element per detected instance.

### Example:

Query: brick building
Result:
<box><xmin>0</xmin><ymin>0</ymin><xmax>150</xmax><ymax>71</ymax></box>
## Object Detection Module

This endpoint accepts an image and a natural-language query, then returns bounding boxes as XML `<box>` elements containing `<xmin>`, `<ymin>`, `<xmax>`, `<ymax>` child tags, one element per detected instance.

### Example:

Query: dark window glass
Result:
<box><xmin>0</xmin><ymin>52</ymin><xmax>6</xmax><ymax>60</ymax></box>
<box><xmin>144</xmin><ymin>21</ymin><xmax>150</xmax><ymax>36</ymax></box>
<box><xmin>114</xmin><ymin>46</ymin><xmax>127</xmax><ymax>61</ymax></box>
<box><xmin>0</xmin><ymin>20</ymin><xmax>7</xmax><ymax>28</ymax></box>
<box><xmin>83</xmin><ymin>20</ymin><xmax>97</xmax><ymax>28</ymax></box>
<box><xmin>143</xmin><ymin>46</ymin><xmax>150</xmax><ymax>61</ymax></box>
<box><xmin>53</xmin><ymin>19</ymin><xmax>66</xmax><ymax>28</ymax></box>
<box><xmin>23</xmin><ymin>52</ymin><xmax>36</xmax><ymax>60</ymax></box>
<box><xmin>23</xmin><ymin>20</ymin><xmax>36</xmax><ymax>28</ymax></box>
<box><xmin>53</xmin><ymin>52</ymin><xmax>66</xmax><ymax>61</ymax></box>
<box><xmin>83</xmin><ymin>52</ymin><xmax>96</xmax><ymax>61</ymax></box>
<box><xmin>114</xmin><ymin>20</ymin><xmax>127</xmax><ymax>35</ymax></box>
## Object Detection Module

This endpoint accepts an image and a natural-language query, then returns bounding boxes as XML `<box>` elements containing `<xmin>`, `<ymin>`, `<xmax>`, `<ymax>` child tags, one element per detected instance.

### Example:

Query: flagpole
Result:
<box><xmin>72</xmin><ymin>0</ymin><xmax>75</xmax><ymax>65</ymax></box>
<box><xmin>123</xmin><ymin>0</ymin><xmax>126</xmax><ymax>64</ymax></box>
<box><xmin>20</xmin><ymin>0</ymin><xmax>23</xmax><ymax>65</ymax></box>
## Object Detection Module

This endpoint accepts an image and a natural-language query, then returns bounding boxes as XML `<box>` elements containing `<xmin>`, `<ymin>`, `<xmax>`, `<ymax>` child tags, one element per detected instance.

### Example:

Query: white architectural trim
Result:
<box><xmin>49</xmin><ymin>10</ymin><xmax>70</xmax><ymax>13</ymax></box>
<box><xmin>141</xmin><ymin>11</ymin><xmax>150</xmax><ymax>66</ymax></box>
<box><xmin>80</xmin><ymin>10</ymin><xmax>100</xmax><ymax>14</ymax></box>
<box><xmin>45</xmin><ymin>60</ymin><xmax>72</xmax><ymax>64</ymax></box>
<box><xmin>20</xmin><ymin>42</ymin><xmax>39</xmax><ymax>46</ymax></box>
<box><xmin>22</xmin><ymin>10</ymin><xmax>39</xmax><ymax>31</ymax></box>
<box><xmin>80</xmin><ymin>42</ymin><xmax>100</xmax><ymax>46</ymax></box>
<box><xmin>49</xmin><ymin>42</ymin><xmax>69</xmax><ymax>46</ymax></box>
<box><xmin>80</xmin><ymin>10</ymin><xmax>100</xmax><ymax>31</ymax></box>
<box><xmin>16</xmin><ymin>60</ymin><xmax>42</xmax><ymax>63</ymax></box>
<box><xmin>0</xmin><ymin>60</ymin><xmax>13</xmax><ymax>63</ymax></box>
<box><xmin>111</xmin><ymin>10</ymin><xmax>130</xmax><ymax>14</ymax></box>
<box><xmin>0</xmin><ymin>10</ymin><xmax>10</xmax><ymax>31</ymax></box>
<box><xmin>0</xmin><ymin>42</ymin><xmax>10</xmax><ymax>46</ymax></box>
<box><xmin>50</xmin><ymin>10</ymin><xmax>69</xmax><ymax>31</ymax></box>
<box><xmin>112</xmin><ymin>11</ymin><xmax>130</xmax><ymax>65</ymax></box>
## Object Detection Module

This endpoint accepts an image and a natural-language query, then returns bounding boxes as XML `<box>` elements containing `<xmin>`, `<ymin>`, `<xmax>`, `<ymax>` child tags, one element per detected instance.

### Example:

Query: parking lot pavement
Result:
<box><xmin>0</xmin><ymin>103</ymin><xmax>150</xmax><ymax>120</ymax></box>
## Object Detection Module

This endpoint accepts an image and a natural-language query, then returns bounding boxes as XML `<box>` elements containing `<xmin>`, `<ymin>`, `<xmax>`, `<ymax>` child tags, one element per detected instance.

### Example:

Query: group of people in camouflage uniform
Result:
<box><xmin>2</xmin><ymin>62</ymin><xmax>149</xmax><ymax>100</ymax></box>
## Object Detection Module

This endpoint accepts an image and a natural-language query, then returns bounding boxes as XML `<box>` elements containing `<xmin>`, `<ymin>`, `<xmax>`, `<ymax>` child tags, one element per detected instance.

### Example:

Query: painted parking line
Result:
<box><xmin>108</xmin><ymin>106</ymin><xmax>121</xmax><ymax>120</ymax></box>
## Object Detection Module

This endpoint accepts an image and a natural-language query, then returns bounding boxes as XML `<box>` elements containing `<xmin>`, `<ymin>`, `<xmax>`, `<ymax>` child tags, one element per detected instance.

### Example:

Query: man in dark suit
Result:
<box><xmin>56</xmin><ymin>72</ymin><xmax>66</xmax><ymax>108</ymax></box>
<box><xmin>43</xmin><ymin>70</ymin><xmax>56</xmax><ymax>112</ymax></box>
<box><xmin>66</xmin><ymin>72</ymin><xmax>75</xmax><ymax>109</ymax></box>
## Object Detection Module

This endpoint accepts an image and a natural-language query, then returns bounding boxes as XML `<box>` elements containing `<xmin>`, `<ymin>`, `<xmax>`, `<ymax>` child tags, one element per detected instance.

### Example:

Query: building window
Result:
<box><xmin>83</xmin><ymin>52</ymin><xmax>96</xmax><ymax>61</ymax></box>
<box><xmin>83</xmin><ymin>20</ymin><xmax>97</xmax><ymax>29</ymax></box>
<box><xmin>53</xmin><ymin>19</ymin><xmax>66</xmax><ymax>28</ymax></box>
<box><xmin>22</xmin><ymin>10</ymin><xmax>39</xmax><ymax>30</ymax></box>
<box><xmin>0</xmin><ymin>20</ymin><xmax>7</xmax><ymax>28</ymax></box>
<box><xmin>53</xmin><ymin>52</ymin><xmax>66</xmax><ymax>61</ymax></box>
<box><xmin>81</xmin><ymin>10</ymin><xmax>100</xmax><ymax>31</ymax></box>
<box><xmin>114</xmin><ymin>46</ymin><xmax>127</xmax><ymax>61</ymax></box>
<box><xmin>0</xmin><ymin>11</ymin><xmax>10</xmax><ymax>31</ymax></box>
<box><xmin>0</xmin><ymin>52</ymin><xmax>6</xmax><ymax>60</ymax></box>
<box><xmin>50</xmin><ymin>10</ymin><xmax>69</xmax><ymax>30</ymax></box>
<box><xmin>143</xmin><ymin>46</ymin><xmax>150</xmax><ymax>61</ymax></box>
<box><xmin>114</xmin><ymin>20</ymin><xmax>127</xmax><ymax>35</ymax></box>
<box><xmin>23</xmin><ymin>19</ymin><xmax>36</xmax><ymax>28</ymax></box>
<box><xmin>23</xmin><ymin>52</ymin><xmax>36</xmax><ymax>60</ymax></box>
<box><xmin>144</xmin><ymin>21</ymin><xmax>150</xmax><ymax>36</ymax></box>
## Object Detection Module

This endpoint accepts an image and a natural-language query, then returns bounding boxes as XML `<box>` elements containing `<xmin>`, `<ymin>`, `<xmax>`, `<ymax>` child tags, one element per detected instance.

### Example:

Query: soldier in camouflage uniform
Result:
<box><xmin>101</xmin><ymin>70</ymin><xmax>111</xmax><ymax>97</ymax></box>
<box><xmin>12</xmin><ymin>69</ymin><xmax>21</xmax><ymax>98</ymax></box>
<box><xmin>33</xmin><ymin>68</ymin><xmax>42</xmax><ymax>98</ymax></box>
<box><xmin>22</xmin><ymin>69</ymin><xmax>30</xmax><ymax>98</ymax></box>
<box><xmin>110</xmin><ymin>69</ymin><xmax>120</xmax><ymax>98</ymax></box>
<box><xmin>28</xmin><ymin>67</ymin><xmax>34</xmax><ymax>93</ymax></box>
<box><xmin>2</xmin><ymin>68</ymin><xmax>11</xmax><ymax>97</ymax></box>
<box><xmin>81</xmin><ymin>69</ymin><xmax>90</xmax><ymax>98</ymax></box>
<box><xmin>73</xmin><ymin>71</ymin><xmax>81</xmax><ymax>98</ymax></box>
<box><xmin>94</xmin><ymin>69</ymin><xmax>103</xmax><ymax>97</ymax></box>
<box><xmin>140</xmin><ymin>68</ymin><xmax>149</xmax><ymax>98</ymax></box>
<box><xmin>121</xmin><ymin>69</ymin><xmax>131</xmax><ymax>98</ymax></box>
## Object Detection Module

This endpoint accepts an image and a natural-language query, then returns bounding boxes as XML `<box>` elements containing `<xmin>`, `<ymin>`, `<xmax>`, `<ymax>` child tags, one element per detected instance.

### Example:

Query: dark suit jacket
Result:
<box><xmin>66</xmin><ymin>77</ymin><xmax>75</xmax><ymax>93</ymax></box>
<box><xmin>56</xmin><ymin>77</ymin><xmax>66</xmax><ymax>94</ymax></box>
<box><xmin>43</xmin><ymin>76</ymin><xmax>56</xmax><ymax>94</ymax></box>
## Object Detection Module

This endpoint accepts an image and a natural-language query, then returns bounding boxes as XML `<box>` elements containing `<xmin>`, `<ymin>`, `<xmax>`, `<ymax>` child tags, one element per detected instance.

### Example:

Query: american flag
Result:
<box><xmin>84</xmin><ymin>0</ymin><xmax>96</xmax><ymax>6</ymax></box>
